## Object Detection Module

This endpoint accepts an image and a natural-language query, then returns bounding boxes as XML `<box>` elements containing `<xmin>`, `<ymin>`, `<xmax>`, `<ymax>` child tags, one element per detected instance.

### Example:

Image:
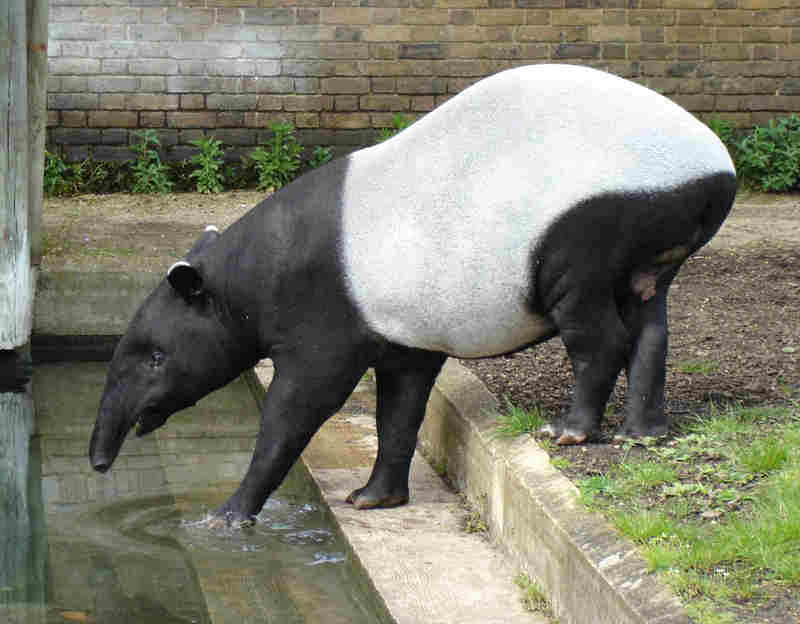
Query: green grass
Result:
<box><xmin>493</xmin><ymin>400</ymin><xmax>547</xmax><ymax>438</ymax></box>
<box><xmin>678</xmin><ymin>359</ymin><xmax>719</xmax><ymax>375</ymax></box>
<box><xmin>576</xmin><ymin>403</ymin><xmax>800</xmax><ymax>624</ymax></box>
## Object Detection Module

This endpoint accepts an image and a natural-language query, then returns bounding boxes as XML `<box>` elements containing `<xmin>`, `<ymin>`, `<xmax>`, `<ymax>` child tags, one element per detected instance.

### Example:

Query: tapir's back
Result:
<box><xmin>340</xmin><ymin>64</ymin><xmax>735</xmax><ymax>358</ymax></box>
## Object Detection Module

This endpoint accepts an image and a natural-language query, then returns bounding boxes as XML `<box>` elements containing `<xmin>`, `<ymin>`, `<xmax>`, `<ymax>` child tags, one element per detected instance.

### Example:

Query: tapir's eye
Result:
<box><xmin>150</xmin><ymin>351</ymin><xmax>166</xmax><ymax>368</ymax></box>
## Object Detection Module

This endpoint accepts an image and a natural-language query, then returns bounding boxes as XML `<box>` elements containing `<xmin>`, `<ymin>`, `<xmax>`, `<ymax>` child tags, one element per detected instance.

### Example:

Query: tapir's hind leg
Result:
<box><xmin>615</xmin><ymin>267</ymin><xmax>679</xmax><ymax>440</ymax></box>
<box><xmin>347</xmin><ymin>348</ymin><xmax>446</xmax><ymax>509</ymax></box>
<box><xmin>541</xmin><ymin>294</ymin><xmax>631</xmax><ymax>444</ymax></box>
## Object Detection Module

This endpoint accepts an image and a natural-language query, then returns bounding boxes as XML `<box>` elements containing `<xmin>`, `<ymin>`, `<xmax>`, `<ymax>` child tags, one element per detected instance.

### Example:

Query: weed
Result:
<box><xmin>678</xmin><ymin>360</ymin><xmax>718</xmax><ymax>375</ymax></box>
<box><xmin>735</xmin><ymin>438</ymin><xmax>788</xmax><ymax>474</ymax></box>
<box><xmin>612</xmin><ymin>508</ymin><xmax>675</xmax><ymax>544</ymax></box>
<box><xmin>707</xmin><ymin>118</ymin><xmax>736</xmax><ymax>152</ymax></box>
<box><xmin>307</xmin><ymin>145</ymin><xmax>333</xmax><ymax>169</ymax></box>
<box><xmin>130</xmin><ymin>129</ymin><xmax>173</xmax><ymax>194</ymax></box>
<box><xmin>44</xmin><ymin>151</ymin><xmax>71</xmax><ymax>195</ymax></box>
<box><xmin>376</xmin><ymin>113</ymin><xmax>413</xmax><ymax>143</ymax></box>
<box><xmin>617</xmin><ymin>460</ymin><xmax>676</xmax><ymax>490</ymax></box>
<box><xmin>249</xmin><ymin>123</ymin><xmax>303</xmax><ymax>192</ymax></box>
<box><xmin>188</xmin><ymin>136</ymin><xmax>225</xmax><ymax>194</ymax></box>
<box><xmin>493</xmin><ymin>400</ymin><xmax>547</xmax><ymax>438</ymax></box>
<box><xmin>577</xmin><ymin>403</ymin><xmax>800</xmax><ymax>623</ymax></box>
<box><xmin>578</xmin><ymin>474</ymin><xmax>619</xmax><ymax>507</ymax></box>
<box><xmin>460</xmin><ymin>494</ymin><xmax>489</xmax><ymax>534</ymax></box>
<box><xmin>515</xmin><ymin>573</ymin><xmax>554</xmax><ymax>618</ymax></box>
<box><xmin>736</xmin><ymin>115</ymin><xmax>800</xmax><ymax>192</ymax></box>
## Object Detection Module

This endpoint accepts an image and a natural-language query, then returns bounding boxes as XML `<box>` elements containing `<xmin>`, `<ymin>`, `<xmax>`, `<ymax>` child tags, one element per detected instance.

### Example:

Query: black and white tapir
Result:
<box><xmin>90</xmin><ymin>64</ymin><xmax>736</xmax><ymax>525</ymax></box>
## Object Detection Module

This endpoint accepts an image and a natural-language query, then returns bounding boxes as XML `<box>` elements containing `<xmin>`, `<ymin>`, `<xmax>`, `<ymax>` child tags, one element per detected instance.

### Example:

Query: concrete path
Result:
<box><xmin>253</xmin><ymin>361</ymin><xmax>547</xmax><ymax>624</ymax></box>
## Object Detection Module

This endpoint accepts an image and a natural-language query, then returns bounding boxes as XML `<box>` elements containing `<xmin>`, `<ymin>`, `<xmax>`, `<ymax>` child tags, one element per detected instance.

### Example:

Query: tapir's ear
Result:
<box><xmin>186</xmin><ymin>225</ymin><xmax>220</xmax><ymax>261</ymax></box>
<box><xmin>167</xmin><ymin>261</ymin><xmax>204</xmax><ymax>299</ymax></box>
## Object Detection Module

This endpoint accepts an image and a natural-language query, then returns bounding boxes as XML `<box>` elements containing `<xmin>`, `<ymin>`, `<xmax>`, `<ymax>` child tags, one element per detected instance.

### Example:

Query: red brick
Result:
<box><xmin>666</xmin><ymin>26</ymin><xmax>714</xmax><ymax>42</ymax></box>
<box><xmin>180</xmin><ymin>94</ymin><xmax>205</xmax><ymax>110</ymax></box>
<box><xmin>295</xmin><ymin>112</ymin><xmax>320</xmax><ymax>128</ymax></box>
<box><xmin>476</xmin><ymin>9</ymin><xmax>526</xmax><ymax>25</ymax></box>
<box><xmin>321</xmin><ymin>112</ymin><xmax>371</xmax><ymax>128</ymax></box>
<box><xmin>753</xmin><ymin>45</ymin><xmax>778</xmax><ymax>59</ymax></box>
<box><xmin>742</xmin><ymin>28</ymin><xmax>789</xmax><ymax>43</ymax></box>
<box><xmin>283</xmin><ymin>95</ymin><xmax>333</xmax><ymax>111</ymax></box>
<box><xmin>411</xmin><ymin>95</ymin><xmax>435</xmax><ymax>111</ymax></box>
<box><xmin>359</xmin><ymin>94</ymin><xmax>411</xmax><ymax>111</ymax></box>
<box><xmin>321</xmin><ymin>8</ymin><xmax>371</xmax><ymax>25</ymax></box>
<box><xmin>244</xmin><ymin>112</ymin><xmax>294</xmax><ymax>128</ymax></box>
<box><xmin>628</xmin><ymin>10</ymin><xmax>675</xmax><ymax>26</ymax></box>
<box><xmin>663</xmin><ymin>0</ymin><xmax>711</xmax><ymax>7</ymax></box>
<box><xmin>591</xmin><ymin>25</ymin><xmax>640</xmax><ymax>41</ymax></box>
<box><xmin>139</xmin><ymin>111</ymin><xmax>167</xmax><ymax>128</ymax></box>
<box><xmin>551</xmin><ymin>9</ymin><xmax>603</xmax><ymax>25</ymax></box>
<box><xmin>62</xmin><ymin>111</ymin><xmax>87</xmax><ymax>127</ymax></box>
<box><xmin>706</xmin><ymin>43</ymin><xmax>750</xmax><ymax>59</ymax></box>
<box><xmin>321</xmin><ymin>77</ymin><xmax>370</xmax><ymax>94</ymax></box>
<box><xmin>256</xmin><ymin>95</ymin><xmax>283</xmax><ymax>110</ymax></box>
<box><xmin>88</xmin><ymin>111</ymin><xmax>138</xmax><ymax>128</ymax></box>
<box><xmin>518</xmin><ymin>25</ymin><xmax>587</xmax><ymax>41</ymax></box>
<box><xmin>334</xmin><ymin>95</ymin><xmax>359</xmax><ymax>111</ymax></box>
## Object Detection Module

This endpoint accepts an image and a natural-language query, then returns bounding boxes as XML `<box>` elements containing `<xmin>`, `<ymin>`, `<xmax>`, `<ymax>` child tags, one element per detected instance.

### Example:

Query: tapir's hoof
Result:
<box><xmin>555</xmin><ymin>430</ymin><xmax>589</xmax><ymax>445</ymax></box>
<box><xmin>612</xmin><ymin>424</ymin><xmax>669</xmax><ymax>444</ymax></box>
<box><xmin>346</xmin><ymin>487</ymin><xmax>409</xmax><ymax>510</ymax></box>
<box><xmin>208</xmin><ymin>510</ymin><xmax>256</xmax><ymax>529</ymax></box>
<box><xmin>539</xmin><ymin>422</ymin><xmax>591</xmax><ymax>445</ymax></box>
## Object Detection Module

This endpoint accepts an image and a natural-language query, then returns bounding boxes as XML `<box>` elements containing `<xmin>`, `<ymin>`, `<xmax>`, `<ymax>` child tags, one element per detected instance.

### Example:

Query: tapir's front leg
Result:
<box><xmin>347</xmin><ymin>348</ymin><xmax>446</xmax><ymax>509</ymax></box>
<box><xmin>215</xmin><ymin>355</ymin><xmax>369</xmax><ymax>526</ymax></box>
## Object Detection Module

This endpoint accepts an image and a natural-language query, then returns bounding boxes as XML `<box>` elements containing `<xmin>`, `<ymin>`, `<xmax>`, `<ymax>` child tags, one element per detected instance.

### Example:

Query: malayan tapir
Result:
<box><xmin>90</xmin><ymin>64</ymin><xmax>737</xmax><ymax>525</ymax></box>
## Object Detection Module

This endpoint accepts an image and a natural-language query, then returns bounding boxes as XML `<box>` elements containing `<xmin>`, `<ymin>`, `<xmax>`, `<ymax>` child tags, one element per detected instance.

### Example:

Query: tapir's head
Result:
<box><xmin>90</xmin><ymin>226</ymin><xmax>249</xmax><ymax>473</ymax></box>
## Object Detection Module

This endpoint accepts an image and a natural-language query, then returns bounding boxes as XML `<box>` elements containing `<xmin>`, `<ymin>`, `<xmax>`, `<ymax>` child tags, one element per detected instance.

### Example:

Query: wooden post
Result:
<box><xmin>0</xmin><ymin>1</ymin><xmax>48</xmax><ymax>616</ymax></box>
<box><xmin>0</xmin><ymin>0</ymin><xmax>34</xmax><ymax>350</ymax></box>
<box><xmin>27</xmin><ymin>0</ymin><xmax>47</xmax><ymax>267</ymax></box>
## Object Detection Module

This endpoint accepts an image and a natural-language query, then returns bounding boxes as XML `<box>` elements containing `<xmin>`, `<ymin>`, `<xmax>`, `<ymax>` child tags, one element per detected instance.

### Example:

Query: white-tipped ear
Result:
<box><xmin>205</xmin><ymin>225</ymin><xmax>219</xmax><ymax>233</ymax></box>
<box><xmin>167</xmin><ymin>261</ymin><xmax>204</xmax><ymax>298</ymax></box>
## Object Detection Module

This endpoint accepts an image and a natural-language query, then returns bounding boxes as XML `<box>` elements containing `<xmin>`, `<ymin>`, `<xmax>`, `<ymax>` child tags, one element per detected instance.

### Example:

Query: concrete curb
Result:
<box><xmin>420</xmin><ymin>359</ymin><xmax>691</xmax><ymax>624</ymax></box>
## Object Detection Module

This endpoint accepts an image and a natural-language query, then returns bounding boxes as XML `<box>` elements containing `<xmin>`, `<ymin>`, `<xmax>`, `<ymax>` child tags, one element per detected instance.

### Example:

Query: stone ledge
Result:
<box><xmin>420</xmin><ymin>359</ymin><xmax>690</xmax><ymax>624</ymax></box>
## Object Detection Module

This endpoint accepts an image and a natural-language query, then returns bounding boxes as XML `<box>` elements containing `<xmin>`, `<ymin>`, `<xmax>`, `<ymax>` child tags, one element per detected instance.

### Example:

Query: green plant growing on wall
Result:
<box><xmin>249</xmin><ymin>123</ymin><xmax>303</xmax><ymax>192</ymax></box>
<box><xmin>131</xmin><ymin>129</ymin><xmax>173</xmax><ymax>194</ymax></box>
<box><xmin>736</xmin><ymin>115</ymin><xmax>800</xmax><ymax>192</ymax></box>
<box><xmin>308</xmin><ymin>145</ymin><xmax>333</xmax><ymax>169</ymax></box>
<box><xmin>188</xmin><ymin>135</ymin><xmax>225</xmax><ymax>194</ymax></box>
<box><xmin>376</xmin><ymin>113</ymin><xmax>414</xmax><ymax>143</ymax></box>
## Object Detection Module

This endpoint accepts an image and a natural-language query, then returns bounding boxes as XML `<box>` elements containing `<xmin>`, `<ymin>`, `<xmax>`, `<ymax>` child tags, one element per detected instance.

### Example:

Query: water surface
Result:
<box><xmin>1</xmin><ymin>363</ymin><xmax>387</xmax><ymax>624</ymax></box>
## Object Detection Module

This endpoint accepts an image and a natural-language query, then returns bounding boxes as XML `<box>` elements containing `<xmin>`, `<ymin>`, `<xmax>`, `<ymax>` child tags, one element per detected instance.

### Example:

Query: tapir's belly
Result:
<box><xmin>339</xmin><ymin>65</ymin><xmax>734</xmax><ymax>358</ymax></box>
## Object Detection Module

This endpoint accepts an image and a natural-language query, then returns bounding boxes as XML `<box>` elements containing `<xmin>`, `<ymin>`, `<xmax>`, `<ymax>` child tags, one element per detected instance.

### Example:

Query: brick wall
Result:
<box><xmin>47</xmin><ymin>0</ymin><xmax>800</xmax><ymax>162</ymax></box>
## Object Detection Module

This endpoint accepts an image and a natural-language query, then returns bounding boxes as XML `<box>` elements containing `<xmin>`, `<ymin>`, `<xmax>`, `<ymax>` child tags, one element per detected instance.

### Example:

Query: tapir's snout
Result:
<box><xmin>89</xmin><ymin>409</ymin><xmax>127</xmax><ymax>473</ymax></box>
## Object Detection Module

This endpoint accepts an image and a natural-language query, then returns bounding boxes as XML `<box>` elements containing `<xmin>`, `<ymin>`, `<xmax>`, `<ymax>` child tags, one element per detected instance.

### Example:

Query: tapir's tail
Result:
<box><xmin>692</xmin><ymin>170</ymin><xmax>738</xmax><ymax>253</ymax></box>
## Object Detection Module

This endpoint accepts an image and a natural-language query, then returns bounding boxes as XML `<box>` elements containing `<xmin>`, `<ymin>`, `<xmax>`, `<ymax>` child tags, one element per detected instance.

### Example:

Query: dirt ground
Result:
<box><xmin>462</xmin><ymin>191</ymin><xmax>799</xmax><ymax>471</ymax></box>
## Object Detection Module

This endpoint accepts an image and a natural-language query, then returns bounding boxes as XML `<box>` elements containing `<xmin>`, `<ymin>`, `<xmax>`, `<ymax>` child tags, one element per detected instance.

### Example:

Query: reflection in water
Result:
<box><xmin>0</xmin><ymin>347</ymin><xmax>47</xmax><ymax>623</ymax></box>
<box><xmin>0</xmin><ymin>363</ymin><xmax>387</xmax><ymax>624</ymax></box>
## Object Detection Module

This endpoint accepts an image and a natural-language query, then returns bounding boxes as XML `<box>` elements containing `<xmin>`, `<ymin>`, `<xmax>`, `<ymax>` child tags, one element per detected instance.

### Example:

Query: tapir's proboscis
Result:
<box><xmin>90</xmin><ymin>65</ymin><xmax>737</xmax><ymax>526</ymax></box>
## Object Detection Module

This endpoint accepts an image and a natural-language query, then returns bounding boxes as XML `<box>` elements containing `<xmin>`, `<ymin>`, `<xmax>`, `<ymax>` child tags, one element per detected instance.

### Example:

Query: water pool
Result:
<box><xmin>1</xmin><ymin>362</ymin><xmax>390</xmax><ymax>624</ymax></box>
